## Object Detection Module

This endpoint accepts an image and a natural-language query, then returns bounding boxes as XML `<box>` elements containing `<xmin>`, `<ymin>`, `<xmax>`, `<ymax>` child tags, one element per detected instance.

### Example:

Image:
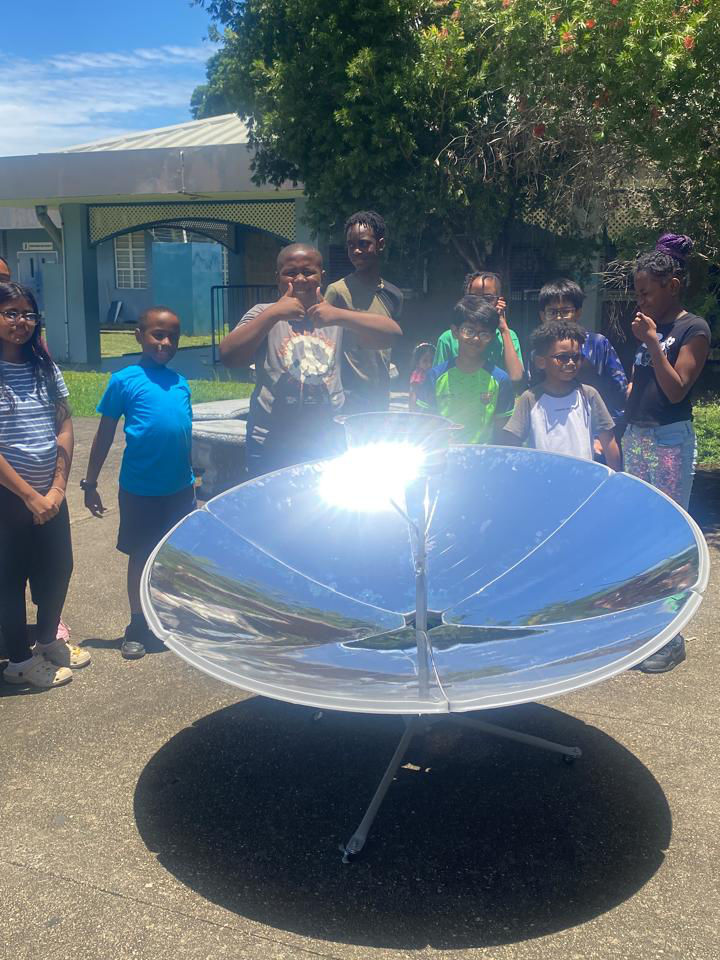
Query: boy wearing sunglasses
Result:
<box><xmin>503</xmin><ymin>320</ymin><xmax>621</xmax><ymax>469</ymax></box>
<box><xmin>538</xmin><ymin>279</ymin><xmax>628</xmax><ymax>433</ymax></box>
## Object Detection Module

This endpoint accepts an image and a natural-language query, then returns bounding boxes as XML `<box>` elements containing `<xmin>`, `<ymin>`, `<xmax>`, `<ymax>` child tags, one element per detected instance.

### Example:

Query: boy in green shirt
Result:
<box><xmin>419</xmin><ymin>297</ymin><xmax>515</xmax><ymax>443</ymax></box>
<box><xmin>434</xmin><ymin>271</ymin><xmax>524</xmax><ymax>383</ymax></box>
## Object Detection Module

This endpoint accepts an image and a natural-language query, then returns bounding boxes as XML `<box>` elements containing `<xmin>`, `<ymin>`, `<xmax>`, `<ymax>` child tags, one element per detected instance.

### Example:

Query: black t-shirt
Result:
<box><xmin>627</xmin><ymin>311</ymin><xmax>710</xmax><ymax>426</ymax></box>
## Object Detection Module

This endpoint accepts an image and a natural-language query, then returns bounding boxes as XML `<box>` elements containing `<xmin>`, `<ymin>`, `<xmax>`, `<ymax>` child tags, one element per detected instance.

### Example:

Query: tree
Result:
<box><xmin>193</xmin><ymin>0</ymin><xmax>719</xmax><ymax>274</ymax></box>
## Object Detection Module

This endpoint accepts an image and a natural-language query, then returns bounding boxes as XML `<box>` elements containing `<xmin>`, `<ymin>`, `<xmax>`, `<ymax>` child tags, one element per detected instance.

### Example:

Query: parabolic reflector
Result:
<box><xmin>141</xmin><ymin>446</ymin><xmax>708</xmax><ymax>714</ymax></box>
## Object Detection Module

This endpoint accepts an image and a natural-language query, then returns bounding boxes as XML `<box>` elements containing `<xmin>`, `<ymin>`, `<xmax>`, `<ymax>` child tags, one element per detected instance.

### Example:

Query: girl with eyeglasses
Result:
<box><xmin>0</xmin><ymin>281</ymin><xmax>89</xmax><ymax>689</ymax></box>
<box><xmin>623</xmin><ymin>234</ymin><xmax>710</xmax><ymax>674</ymax></box>
<box><xmin>434</xmin><ymin>271</ymin><xmax>524</xmax><ymax>383</ymax></box>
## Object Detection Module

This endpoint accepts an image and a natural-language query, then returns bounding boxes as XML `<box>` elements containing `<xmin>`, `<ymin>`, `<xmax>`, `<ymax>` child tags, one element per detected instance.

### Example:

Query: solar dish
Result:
<box><xmin>141</xmin><ymin>412</ymin><xmax>708</xmax><ymax>860</ymax></box>
<box><xmin>141</xmin><ymin>439</ymin><xmax>708</xmax><ymax>715</ymax></box>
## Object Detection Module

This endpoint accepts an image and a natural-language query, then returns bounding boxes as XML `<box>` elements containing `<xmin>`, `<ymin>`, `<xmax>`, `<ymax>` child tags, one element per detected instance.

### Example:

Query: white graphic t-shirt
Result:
<box><xmin>238</xmin><ymin>302</ymin><xmax>344</xmax><ymax>445</ymax></box>
<box><xmin>504</xmin><ymin>384</ymin><xmax>614</xmax><ymax>461</ymax></box>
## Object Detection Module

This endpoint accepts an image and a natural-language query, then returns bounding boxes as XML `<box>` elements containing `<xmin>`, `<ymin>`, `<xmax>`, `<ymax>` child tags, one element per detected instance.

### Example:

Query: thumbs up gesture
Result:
<box><xmin>306</xmin><ymin>286</ymin><xmax>339</xmax><ymax>327</ymax></box>
<box><xmin>277</xmin><ymin>281</ymin><xmax>306</xmax><ymax>322</ymax></box>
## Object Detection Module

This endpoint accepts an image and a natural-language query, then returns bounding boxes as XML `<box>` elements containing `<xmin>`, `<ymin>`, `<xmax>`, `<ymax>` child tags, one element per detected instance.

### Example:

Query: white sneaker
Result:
<box><xmin>3</xmin><ymin>655</ymin><xmax>73</xmax><ymax>689</ymax></box>
<box><xmin>38</xmin><ymin>639</ymin><xmax>91</xmax><ymax>669</ymax></box>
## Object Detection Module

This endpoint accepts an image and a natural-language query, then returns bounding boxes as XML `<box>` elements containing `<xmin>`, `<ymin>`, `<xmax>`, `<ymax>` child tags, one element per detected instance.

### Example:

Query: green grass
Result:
<box><xmin>62</xmin><ymin>370</ymin><xmax>253</xmax><ymax>417</ymax></box>
<box><xmin>694</xmin><ymin>400</ymin><xmax>720</xmax><ymax>466</ymax></box>
<box><xmin>100</xmin><ymin>331</ymin><xmax>212</xmax><ymax>358</ymax></box>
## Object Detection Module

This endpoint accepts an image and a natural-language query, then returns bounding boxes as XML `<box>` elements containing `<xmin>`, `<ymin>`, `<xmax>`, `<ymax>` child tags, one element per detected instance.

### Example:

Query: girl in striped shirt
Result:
<box><xmin>0</xmin><ymin>282</ymin><xmax>89</xmax><ymax>688</ymax></box>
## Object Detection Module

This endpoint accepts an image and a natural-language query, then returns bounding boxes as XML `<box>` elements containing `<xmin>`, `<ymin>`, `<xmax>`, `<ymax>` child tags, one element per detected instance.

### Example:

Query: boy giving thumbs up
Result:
<box><xmin>219</xmin><ymin>243</ymin><xmax>401</xmax><ymax>478</ymax></box>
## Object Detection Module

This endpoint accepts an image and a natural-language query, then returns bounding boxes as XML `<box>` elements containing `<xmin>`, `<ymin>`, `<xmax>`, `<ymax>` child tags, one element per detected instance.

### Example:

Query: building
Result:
<box><xmin>0</xmin><ymin>114</ymin><xmax>308</xmax><ymax>366</ymax></box>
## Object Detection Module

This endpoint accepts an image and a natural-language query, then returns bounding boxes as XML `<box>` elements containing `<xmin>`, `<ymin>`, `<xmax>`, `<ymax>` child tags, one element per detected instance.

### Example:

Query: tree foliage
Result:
<box><xmin>193</xmin><ymin>0</ymin><xmax>719</xmax><ymax>269</ymax></box>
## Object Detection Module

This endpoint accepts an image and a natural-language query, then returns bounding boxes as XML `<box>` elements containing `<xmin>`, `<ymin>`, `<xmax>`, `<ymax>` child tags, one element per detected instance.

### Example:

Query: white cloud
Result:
<box><xmin>0</xmin><ymin>44</ymin><xmax>219</xmax><ymax>156</ymax></box>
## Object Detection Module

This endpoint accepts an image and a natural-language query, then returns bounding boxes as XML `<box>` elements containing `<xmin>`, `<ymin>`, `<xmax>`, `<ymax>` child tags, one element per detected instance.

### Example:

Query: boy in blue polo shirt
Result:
<box><xmin>81</xmin><ymin>307</ymin><xmax>195</xmax><ymax>659</ymax></box>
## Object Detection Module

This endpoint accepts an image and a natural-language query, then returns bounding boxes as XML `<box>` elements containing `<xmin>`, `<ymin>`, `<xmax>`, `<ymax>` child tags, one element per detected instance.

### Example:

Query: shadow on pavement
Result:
<box><xmin>134</xmin><ymin>697</ymin><xmax>670</xmax><ymax>950</ymax></box>
<box><xmin>690</xmin><ymin>467</ymin><xmax>720</xmax><ymax>548</ymax></box>
<box><xmin>81</xmin><ymin>636</ymin><xmax>123</xmax><ymax>650</ymax></box>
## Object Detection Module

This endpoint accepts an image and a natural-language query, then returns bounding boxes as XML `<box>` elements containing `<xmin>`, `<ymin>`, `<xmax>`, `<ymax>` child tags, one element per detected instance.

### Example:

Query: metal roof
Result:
<box><xmin>60</xmin><ymin>113</ymin><xmax>249</xmax><ymax>154</ymax></box>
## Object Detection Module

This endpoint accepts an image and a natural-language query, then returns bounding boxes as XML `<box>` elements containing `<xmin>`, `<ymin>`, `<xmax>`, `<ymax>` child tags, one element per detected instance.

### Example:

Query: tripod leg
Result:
<box><xmin>450</xmin><ymin>715</ymin><xmax>582</xmax><ymax>759</ymax></box>
<box><xmin>341</xmin><ymin>717</ymin><xmax>419</xmax><ymax>862</ymax></box>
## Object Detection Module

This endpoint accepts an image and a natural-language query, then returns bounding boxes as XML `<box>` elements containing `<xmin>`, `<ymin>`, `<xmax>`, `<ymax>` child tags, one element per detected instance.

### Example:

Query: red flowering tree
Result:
<box><xmin>192</xmin><ymin>0</ymin><xmax>719</xmax><ymax>269</ymax></box>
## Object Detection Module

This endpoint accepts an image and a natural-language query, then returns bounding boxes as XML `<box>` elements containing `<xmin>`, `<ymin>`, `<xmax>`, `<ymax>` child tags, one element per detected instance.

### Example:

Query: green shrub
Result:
<box><xmin>694</xmin><ymin>402</ymin><xmax>720</xmax><ymax>465</ymax></box>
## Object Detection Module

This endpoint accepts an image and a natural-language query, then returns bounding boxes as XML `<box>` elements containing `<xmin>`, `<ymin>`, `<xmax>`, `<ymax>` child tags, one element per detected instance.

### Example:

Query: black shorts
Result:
<box><xmin>117</xmin><ymin>485</ymin><xmax>196</xmax><ymax>557</ymax></box>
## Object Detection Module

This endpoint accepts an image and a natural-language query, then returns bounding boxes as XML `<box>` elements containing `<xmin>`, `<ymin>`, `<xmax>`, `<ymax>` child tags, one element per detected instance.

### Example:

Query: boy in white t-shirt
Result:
<box><xmin>503</xmin><ymin>320</ymin><xmax>622</xmax><ymax>470</ymax></box>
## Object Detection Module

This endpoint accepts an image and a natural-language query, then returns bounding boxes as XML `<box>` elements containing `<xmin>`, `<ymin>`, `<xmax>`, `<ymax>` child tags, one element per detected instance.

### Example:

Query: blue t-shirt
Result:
<box><xmin>97</xmin><ymin>363</ymin><xmax>193</xmax><ymax>496</ymax></box>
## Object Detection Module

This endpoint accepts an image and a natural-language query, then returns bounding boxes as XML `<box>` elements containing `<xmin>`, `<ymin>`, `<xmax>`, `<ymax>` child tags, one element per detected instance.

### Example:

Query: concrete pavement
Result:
<box><xmin>1</xmin><ymin>418</ymin><xmax>718</xmax><ymax>960</ymax></box>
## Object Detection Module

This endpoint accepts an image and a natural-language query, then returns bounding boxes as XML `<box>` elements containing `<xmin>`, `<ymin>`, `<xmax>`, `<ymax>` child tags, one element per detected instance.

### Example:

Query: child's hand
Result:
<box><xmin>46</xmin><ymin>487</ymin><xmax>65</xmax><ymax>508</ymax></box>
<box><xmin>277</xmin><ymin>282</ymin><xmax>307</xmax><ymax>322</ymax></box>
<box><xmin>84</xmin><ymin>487</ymin><xmax>106</xmax><ymax>518</ymax></box>
<box><xmin>25</xmin><ymin>490</ymin><xmax>59</xmax><ymax>525</ymax></box>
<box><xmin>632</xmin><ymin>311</ymin><xmax>658</xmax><ymax>344</ymax></box>
<box><xmin>306</xmin><ymin>288</ymin><xmax>339</xmax><ymax>328</ymax></box>
<box><xmin>496</xmin><ymin>297</ymin><xmax>509</xmax><ymax>333</ymax></box>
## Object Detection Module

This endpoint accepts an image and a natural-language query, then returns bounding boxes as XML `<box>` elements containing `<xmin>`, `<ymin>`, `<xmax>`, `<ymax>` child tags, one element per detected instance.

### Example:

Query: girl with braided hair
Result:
<box><xmin>625</xmin><ymin>234</ymin><xmax>710</xmax><ymax>673</ymax></box>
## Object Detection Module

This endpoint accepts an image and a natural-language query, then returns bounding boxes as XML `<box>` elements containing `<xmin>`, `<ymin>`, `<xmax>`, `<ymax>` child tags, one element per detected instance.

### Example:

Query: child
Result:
<box><xmin>434</xmin><ymin>271</ymin><xmax>524</xmax><ymax>383</ymax></box>
<box><xmin>418</xmin><ymin>296</ymin><xmax>515</xmax><ymax>443</ymax></box>
<box><xmin>503</xmin><ymin>320</ymin><xmax>621</xmax><ymax>469</ymax></box>
<box><xmin>324</xmin><ymin>211</ymin><xmax>404</xmax><ymax>414</ymax></box>
<box><xmin>537</xmin><ymin>279</ymin><xmax>628</xmax><ymax>433</ymax></box>
<box><xmin>82</xmin><ymin>307</ymin><xmax>195</xmax><ymax>660</ymax></box>
<box><xmin>0</xmin><ymin>282</ymin><xmax>88</xmax><ymax>689</ymax></box>
<box><xmin>624</xmin><ymin>233</ymin><xmax>710</xmax><ymax>673</ymax></box>
<box><xmin>220</xmin><ymin>243</ymin><xmax>401</xmax><ymax>477</ymax></box>
<box><xmin>0</xmin><ymin>255</ymin><xmax>72</xmax><ymax>644</ymax></box>
<box><xmin>408</xmin><ymin>342</ymin><xmax>435</xmax><ymax>411</ymax></box>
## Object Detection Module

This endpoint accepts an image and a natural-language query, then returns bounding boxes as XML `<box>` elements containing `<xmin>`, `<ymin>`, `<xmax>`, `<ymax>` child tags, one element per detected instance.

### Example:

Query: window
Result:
<box><xmin>150</xmin><ymin>226</ymin><xmax>187</xmax><ymax>243</ymax></box>
<box><xmin>114</xmin><ymin>232</ymin><xmax>148</xmax><ymax>289</ymax></box>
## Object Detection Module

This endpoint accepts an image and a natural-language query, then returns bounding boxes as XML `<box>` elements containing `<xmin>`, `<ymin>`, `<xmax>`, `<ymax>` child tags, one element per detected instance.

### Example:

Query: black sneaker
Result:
<box><xmin>633</xmin><ymin>635</ymin><xmax>686</xmax><ymax>674</ymax></box>
<box><xmin>143</xmin><ymin>630</ymin><xmax>167</xmax><ymax>654</ymax></box>
<box><xmin>120</xmin><ymin>619</ymin><xmax>147</xmax><ymax>660</ymax></box>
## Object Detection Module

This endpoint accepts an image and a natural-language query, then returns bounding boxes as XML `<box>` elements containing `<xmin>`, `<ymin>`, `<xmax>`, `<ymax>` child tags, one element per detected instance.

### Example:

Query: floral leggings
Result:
<box><xmin>623</xmin><ymin>421</ymin><xmax>697</xmax><ymax>511</ymax></box>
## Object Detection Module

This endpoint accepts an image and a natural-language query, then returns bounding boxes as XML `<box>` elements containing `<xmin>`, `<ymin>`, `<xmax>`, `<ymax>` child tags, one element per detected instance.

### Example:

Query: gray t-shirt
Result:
<box><xmin>240</xmin><ymin>303</ymin><xmax>344</xmax><ymax>443</ymax></box>
<box><xmin>504</xmin><ymin>384</ymin><xmax>614</xmax><ymax>461</ymax></box>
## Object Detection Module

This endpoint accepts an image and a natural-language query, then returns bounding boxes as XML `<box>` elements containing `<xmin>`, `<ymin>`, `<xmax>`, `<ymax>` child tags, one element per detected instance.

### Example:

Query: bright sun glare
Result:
<box><xmin>319</xmin><ymin>442</ymin><xmax>426</xmax><ymax>513</ymax></box>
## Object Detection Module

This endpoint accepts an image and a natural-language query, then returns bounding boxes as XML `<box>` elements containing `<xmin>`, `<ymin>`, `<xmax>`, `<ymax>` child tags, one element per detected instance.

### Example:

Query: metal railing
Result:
<box><xmin>210</xmin><ymin>284</ymin><xmax>277</xmax><ymax>363</ymax></box>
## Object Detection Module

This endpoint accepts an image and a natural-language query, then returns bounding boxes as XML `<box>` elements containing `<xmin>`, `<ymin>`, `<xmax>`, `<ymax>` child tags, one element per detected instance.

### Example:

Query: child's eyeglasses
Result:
<box><xmin>550</xmin><ymin>352</ymin><xmax>582</xmax><ymax>365</ymax></box>
<box><xmin>1</xmin><ymin>310</ymin><xmax>41</xmax><ymax>327</ymax></box>
<box><xmin>458</xmin><ymin>325</ymin><xmax>492</xmax><ymax>341</ymax></box>
<box><xmin>543</xmin><ymin>308</ymin><xmax>577</xmax><ymax>321</ymax></box>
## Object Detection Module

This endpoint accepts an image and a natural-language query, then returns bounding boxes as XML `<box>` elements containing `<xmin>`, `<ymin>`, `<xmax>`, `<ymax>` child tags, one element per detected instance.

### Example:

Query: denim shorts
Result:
<box><xmin>624</xmin><ymin>421</ymin><xmax>696</xmax><ymax>510</ymax></box>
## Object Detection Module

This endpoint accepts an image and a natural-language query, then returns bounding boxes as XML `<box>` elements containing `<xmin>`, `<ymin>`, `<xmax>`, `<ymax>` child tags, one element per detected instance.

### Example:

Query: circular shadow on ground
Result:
<box><xmin>134</xmin><ymin>697</ymin><xmax>670</xmax><ymax>950</ymax></box>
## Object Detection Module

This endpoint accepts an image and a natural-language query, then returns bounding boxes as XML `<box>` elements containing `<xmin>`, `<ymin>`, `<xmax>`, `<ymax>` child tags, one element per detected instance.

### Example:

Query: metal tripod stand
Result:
<box><xmin>341</xmin><ymin>475</ymin><xmax>582</xmax><ymax>863</ymax></box>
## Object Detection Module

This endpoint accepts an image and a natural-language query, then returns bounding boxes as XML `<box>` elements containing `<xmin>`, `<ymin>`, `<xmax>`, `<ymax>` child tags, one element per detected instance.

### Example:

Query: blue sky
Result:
<box><xmin>0</xmin><ymin>0</ymin><xmax>221</xmax><ymax>156</ymax></box>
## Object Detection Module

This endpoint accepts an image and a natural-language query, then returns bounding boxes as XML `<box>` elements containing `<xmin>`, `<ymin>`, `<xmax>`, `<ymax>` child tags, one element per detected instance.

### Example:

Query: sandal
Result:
<box><xmin>38</xmin><ymin>639</ymin><xmax>91</xmax><ymax>669</ymax></box>
<box><xmin>3</xmin><ymin>655</ymin><xmax>73</xmax><ymax>689</ymax></box>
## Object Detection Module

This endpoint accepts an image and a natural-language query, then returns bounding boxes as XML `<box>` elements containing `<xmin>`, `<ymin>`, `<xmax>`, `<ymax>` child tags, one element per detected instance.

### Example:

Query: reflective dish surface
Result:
<box><xmin>141</xmin><ymin>446</ymin><xmax>709</xmax><ymax>714</ymax></box>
